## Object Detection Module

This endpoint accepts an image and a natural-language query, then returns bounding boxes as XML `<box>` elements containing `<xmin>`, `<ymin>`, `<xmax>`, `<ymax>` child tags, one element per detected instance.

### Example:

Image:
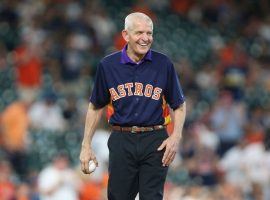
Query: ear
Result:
<box><xmin>122</xmin><ymin>30</ymin><xmax>129</xmax><ymax>42</ymax></box>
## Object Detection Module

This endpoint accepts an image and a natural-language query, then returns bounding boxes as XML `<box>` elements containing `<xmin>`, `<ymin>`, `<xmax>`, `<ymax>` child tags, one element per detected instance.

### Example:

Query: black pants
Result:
<box><xmin>107</xmin><ymin>129</ymin><xmax>169</xmax><ymax>200</ymax></box>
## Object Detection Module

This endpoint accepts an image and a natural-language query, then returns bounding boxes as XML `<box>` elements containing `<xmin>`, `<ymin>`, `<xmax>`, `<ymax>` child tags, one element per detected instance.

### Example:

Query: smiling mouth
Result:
<box><xmin>138</xmin><ymin>44</ymin><xmax>149</xmax><ymax>47</ymax></box>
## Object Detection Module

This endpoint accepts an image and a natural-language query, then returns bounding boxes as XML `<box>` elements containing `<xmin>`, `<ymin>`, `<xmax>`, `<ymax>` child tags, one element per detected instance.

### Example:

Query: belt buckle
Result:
<box><xmin>157</xmin><ymin>125</ymin><xmax>163</xmax><ymax>129</ymax></box>
<box><xmin>131</xmin><ymin>126</ymin><xmax>139</xmax><ymax>133</ymax></box>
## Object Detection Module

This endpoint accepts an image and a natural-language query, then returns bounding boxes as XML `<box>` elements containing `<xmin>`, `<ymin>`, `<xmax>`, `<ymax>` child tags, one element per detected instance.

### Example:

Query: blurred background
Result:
<box><xmin>0</xmin><ymin>0</ymin><xmax>270</xmax><ymax>199</ymax></box>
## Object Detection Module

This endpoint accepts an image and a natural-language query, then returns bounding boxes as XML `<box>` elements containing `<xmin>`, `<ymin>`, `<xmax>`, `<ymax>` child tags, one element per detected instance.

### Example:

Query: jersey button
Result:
<box><xmin>136</xmin><ymin>97</ymin><xmax>139</xmax><ymax>101</ymax></box>
<box><xmin>134</xmin><ymin>113</ymin><xmax>138</xmax><ymax>116</ymax></box>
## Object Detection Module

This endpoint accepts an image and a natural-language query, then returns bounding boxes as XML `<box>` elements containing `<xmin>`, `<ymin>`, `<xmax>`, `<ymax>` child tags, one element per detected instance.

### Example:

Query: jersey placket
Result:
<box><xmin>133</xmin><ymin>63</ymin><xmax>141</xmax><ymax>118</ymax></box>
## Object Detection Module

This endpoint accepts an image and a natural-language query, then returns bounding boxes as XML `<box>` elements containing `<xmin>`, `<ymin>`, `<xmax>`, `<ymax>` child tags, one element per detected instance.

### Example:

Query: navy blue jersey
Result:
<box><xmin>90</xmin><ymin>46</ymin><xmax>185</xmax><ymax>126</ymax></box>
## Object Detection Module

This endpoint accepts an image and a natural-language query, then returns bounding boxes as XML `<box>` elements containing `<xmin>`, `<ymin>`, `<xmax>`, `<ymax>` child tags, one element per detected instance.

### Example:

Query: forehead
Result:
<box><xmin>130</xmin><ymin>18</ymin><xmax>153</xmax><ymax>31</ymax></box>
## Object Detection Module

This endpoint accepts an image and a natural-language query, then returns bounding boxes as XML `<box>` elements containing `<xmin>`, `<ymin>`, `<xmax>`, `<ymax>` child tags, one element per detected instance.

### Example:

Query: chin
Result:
<box><xmin>137</xmin><ymin>48</ymin><xmax>149</xmax><ymax>55</ymax></box>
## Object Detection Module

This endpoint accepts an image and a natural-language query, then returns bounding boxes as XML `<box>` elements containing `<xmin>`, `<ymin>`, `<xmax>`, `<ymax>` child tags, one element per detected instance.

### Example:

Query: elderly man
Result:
<box><xmin>80</xmin><ymin>12</ymin><xmax>186</xmax><ymax>200</ymax></box>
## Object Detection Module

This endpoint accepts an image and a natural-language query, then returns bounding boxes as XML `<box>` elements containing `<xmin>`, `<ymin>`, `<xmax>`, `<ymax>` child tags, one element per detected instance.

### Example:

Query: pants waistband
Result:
<box><xmin>111</xmin><ymin>125</ymin><xmax>166</xmax><ymax>133</ymax></box>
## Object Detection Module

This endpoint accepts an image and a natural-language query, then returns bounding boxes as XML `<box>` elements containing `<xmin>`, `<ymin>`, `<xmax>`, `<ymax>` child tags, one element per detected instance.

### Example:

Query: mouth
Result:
<box><xmin>138</xmin><ymin>43</ymin><xmax>149</xmax><ymax>47</ymax></box>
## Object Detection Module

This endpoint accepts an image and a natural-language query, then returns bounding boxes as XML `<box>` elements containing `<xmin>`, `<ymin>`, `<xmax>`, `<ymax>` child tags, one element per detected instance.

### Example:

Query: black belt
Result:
<box><xmin>111</xmin><ymin>125</ymin><xmax>166</xmax><ymax>133</ymax></box>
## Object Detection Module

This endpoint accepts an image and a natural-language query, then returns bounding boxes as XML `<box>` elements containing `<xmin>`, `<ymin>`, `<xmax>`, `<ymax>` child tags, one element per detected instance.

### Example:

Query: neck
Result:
<box><xmin>126</xmin><ymin>47</ymin><xmax>144</xmax><ymax>63</ymax></box>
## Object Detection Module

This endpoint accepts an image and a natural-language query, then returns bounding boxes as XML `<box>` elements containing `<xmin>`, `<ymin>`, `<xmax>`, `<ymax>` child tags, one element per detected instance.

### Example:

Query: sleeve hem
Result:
<box><xmin>89</xmin><ymin>99</ymin><xmax>107</xmax><ymax>109</ymax></box>
<box><xmin>170</xmin><ymin>99</ymin><xmax>185</xmax><ymax>110</ymax></box>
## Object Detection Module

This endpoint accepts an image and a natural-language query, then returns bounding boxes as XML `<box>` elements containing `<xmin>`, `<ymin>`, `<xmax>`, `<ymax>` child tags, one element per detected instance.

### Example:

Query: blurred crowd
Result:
<box><xmin>0</xmin><ymin>0</ymin><xmax>270</xmax><ymax>199</ymax></box>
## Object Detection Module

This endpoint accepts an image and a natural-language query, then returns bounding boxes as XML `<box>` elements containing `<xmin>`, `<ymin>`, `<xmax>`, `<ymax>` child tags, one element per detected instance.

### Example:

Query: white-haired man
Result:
<box><xmin>80</xmin><ymin>12</ymin><xmax>186</xmax><ymax>200</ymax></box>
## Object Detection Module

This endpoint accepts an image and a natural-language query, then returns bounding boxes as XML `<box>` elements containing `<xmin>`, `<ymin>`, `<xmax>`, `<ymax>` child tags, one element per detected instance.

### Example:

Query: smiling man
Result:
<box><xmin>122</xmin><ymin>13</ymin><xmax>153</xmax><ymax>61</ymax></box>
<box><xmin>79</xmin><ymin>12</ymin><xmax>186</xmax><ymax>200</ymax></box>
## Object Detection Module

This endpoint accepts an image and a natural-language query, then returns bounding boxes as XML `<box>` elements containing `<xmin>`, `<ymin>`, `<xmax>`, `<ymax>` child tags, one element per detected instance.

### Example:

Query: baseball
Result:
<box><xmin>88</xmin><ymin>160</ymin><xmax>96</xmax><ymax>173</ymax></box>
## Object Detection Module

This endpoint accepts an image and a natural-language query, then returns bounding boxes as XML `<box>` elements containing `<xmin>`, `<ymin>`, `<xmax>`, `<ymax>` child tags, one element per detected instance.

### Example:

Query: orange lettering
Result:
<box><xmin>124</xmin><ymin>83</ymin><xmax>134</xmax><ymax>96</ymax></box>
<box><xmin>144</xmin><ymin>84</ymin><xmax>153</xmax><ymax>97</ymax></box>
<box><xmin>152</xmin><ymin>87</ymin><xmax>162</xmax><ymax>100</ymax></box>
<box><xmin>109</xmin><ymin>88</ymin><xmax>121</xmax><ymax>101</ymax></box>
<box><xmin>117</xmin><ymin>84</ymin><xmax>126</xmax><ymax>97</ymax></box>
<box><xmin>134</xmin><ymin>82</ymin><xmax>143</xmax><ymax>96</ymax></box>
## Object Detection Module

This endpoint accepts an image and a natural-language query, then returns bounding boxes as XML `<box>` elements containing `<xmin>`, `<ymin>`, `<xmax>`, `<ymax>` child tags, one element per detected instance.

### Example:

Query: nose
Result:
<box><xmin>141</xmin><ymin>33</ymin><xmax>149</xmax><ymax>41</ymax></box>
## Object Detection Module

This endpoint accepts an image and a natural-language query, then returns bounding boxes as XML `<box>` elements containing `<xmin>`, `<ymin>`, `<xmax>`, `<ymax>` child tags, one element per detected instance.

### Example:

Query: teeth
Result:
<box><xmin>140</xmin><ymin>44</ymin><xmax>147</xmax><ymax>46</ymax></box>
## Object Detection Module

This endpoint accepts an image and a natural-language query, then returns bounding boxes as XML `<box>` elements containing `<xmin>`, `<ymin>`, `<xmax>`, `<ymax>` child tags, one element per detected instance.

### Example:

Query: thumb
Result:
<box><xmin>157</xmin><ymin>141</ymin><xmax>166</xmax><ymax>151</ymax></box>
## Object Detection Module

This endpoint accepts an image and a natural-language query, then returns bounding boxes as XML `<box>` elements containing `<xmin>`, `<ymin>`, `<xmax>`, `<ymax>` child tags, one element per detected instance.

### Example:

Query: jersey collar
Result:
<box><xmin>120</xmin><ymin>44</ymin><xmax>152</xmax><ymax>65</ymax></box>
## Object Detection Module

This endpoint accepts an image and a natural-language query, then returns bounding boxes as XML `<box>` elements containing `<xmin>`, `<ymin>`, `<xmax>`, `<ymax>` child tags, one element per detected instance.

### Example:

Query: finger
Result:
<box><xmin>170</xmin><ymin>153</ymin><xmax>176</xmax><ymax>163</ymax></box>
<box><xmin>158</xmin><ymin>141</ymin><xmax>166</xmax><ymax>151</ymax></box>
<box><xmin>82</xmin><ymin>163</ymin><xmax>88</xmax><ymax>174</ymax></box>
<box><xmin>164</xmin><ymin>152</ymin><xmax>176</xmax><ymax>166</ymax></box>
<box><xmin>92</xmin><ymin>157</ymin><xmax>98</xmax><ymax>167</ymax></box>
<box><xmin>163</xmin><ymin>150</ymin><xmax>175</xmax><ymax>165</ymax></box>
<box><xmin>81</xmin><ymin>160</ymin><xmax>90</xmax><ymax>174</ymax></box>
<box><xmin>167</xmin><ymin>153</ymin><xmax>176</xmax><ymax>165</ymax></box>
<box><xmin>86</xmin><ymin>160</ymin><xmax>91</xmax><ymax>174</ymax></box>
<box><xmin>162</xmin><ymin>148</ymin><xmax>171</xmax><ymax>165</ymax></box>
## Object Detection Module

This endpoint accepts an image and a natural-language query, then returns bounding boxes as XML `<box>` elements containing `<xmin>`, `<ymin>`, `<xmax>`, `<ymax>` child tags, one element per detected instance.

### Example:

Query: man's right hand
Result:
<box><xmin>79</xmin><ymin>145</ymin><xmax>98</xmax><ymax>174</ymax></box>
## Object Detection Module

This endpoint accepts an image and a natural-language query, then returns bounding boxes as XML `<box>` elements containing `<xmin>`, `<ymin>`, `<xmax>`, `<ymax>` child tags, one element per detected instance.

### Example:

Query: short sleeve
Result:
<box><xmin>164</xmin><ymin>61</ymin><xmax>185</xmax><ymax>110</ymax></box>
<box><xmin>89</xmin><ymin>62</ymin><xmax>110</xmax><ymax>108</ymax></box>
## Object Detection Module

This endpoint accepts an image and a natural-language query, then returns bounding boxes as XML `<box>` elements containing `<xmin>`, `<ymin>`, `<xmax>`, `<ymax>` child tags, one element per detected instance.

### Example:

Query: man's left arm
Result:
<box><xmin>158</xmin><ymin>101</ymin><xmax>186</xmax><ymax>166</ymax></box>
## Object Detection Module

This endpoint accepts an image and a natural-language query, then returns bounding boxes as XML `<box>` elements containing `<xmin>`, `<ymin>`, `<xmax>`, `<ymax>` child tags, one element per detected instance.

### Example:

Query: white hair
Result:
<box><xmin>124</xmin><ymin>12</ymin><xmax>153</xmax><ymax>31</ymax></box>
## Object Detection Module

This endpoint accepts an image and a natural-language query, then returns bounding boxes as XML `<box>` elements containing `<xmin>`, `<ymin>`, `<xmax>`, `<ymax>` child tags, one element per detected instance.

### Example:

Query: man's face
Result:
<box><xmin>122</xmin><ymin>19</ymin><xmax>153</xmax><ymax>59</ymax></box>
